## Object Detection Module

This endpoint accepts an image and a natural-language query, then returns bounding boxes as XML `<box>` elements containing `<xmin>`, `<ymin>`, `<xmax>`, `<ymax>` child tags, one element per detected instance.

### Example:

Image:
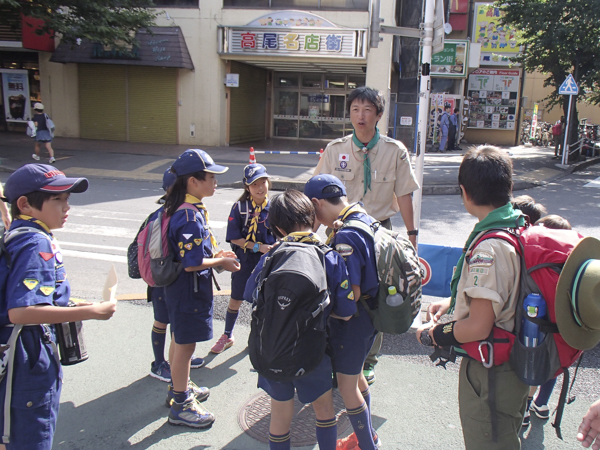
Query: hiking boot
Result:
<box><xmin>522</xmin><ymin>409</ymin><xmax>531</xmax><ymax>428</ymax></box>
<box><xmin>530</xmin><ymin>402</ymin><xmax>550</xmax><ymax>419</ymax></box>
<box><xmin>168</xmin><ymin>396</ymin><xmax>215</xmax><ymax>429</ymax></box>
<box><xmin>49</xmin><ymin>157</ymin><xmax>56</xmax><ymax>164</ymax></box>
<box><xmin>165</xmin><ymin>380</ymin><xmax>210</xmax><ymax>407</ymax></box>
<box><xmin>336</xmin><ymin>431</ymin><xmax>381</xmax><ymax>449</ymax></box>
<box><xmin>150</xmin><ymin>361</ymin><xmax>171</xmax><ymax>383</ymax></box>
<box><xmin>210</xmin><ymin>334</ymin><xmax>234</xmax><ymax>354</ymax></box>
<box><xmin>363</xmin><ymin>363</ymin><xmax>375</xmax><ymax>385</ymax></box>
<box><xmin>32</xmin><ymin>153</ymin><xmax>40</xmax><ymax>161</ymax></box>
<box><xmin>190</xmin><ymin>355</ymin><xmax>205</xmax><ymax>369</ymax></box>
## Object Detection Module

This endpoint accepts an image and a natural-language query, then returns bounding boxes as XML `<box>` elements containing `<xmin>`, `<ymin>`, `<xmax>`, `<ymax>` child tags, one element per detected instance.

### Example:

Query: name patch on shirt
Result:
<box><xmin>469</xmin><ymin>251</ymin><xmax>495</xmax><ymax>267</ymax></box>
<box><xmin>469</xmin><ymin>267</ymin><xmax>489</xmax><ymax>275</ymax></box>
<box><xmin>335</xmin><ymin>168</ymin><xmax>351</xmax><ymax>173</ymax></box>
<box><xmin>335</xmin><ymin>244</ymin><xmax>354</xmax><ymax>257</ymax></box>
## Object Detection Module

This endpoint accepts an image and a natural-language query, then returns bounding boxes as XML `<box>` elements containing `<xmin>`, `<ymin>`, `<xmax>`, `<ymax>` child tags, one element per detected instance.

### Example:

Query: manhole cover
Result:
<box><xmin>238</xmin><ymin>390</ymin><xmax>350</xmax><ymax>447</ymax></box>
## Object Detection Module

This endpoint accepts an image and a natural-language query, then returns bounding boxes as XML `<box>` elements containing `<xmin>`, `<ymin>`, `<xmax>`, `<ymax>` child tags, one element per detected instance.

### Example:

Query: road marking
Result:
<box><xmin>584</xmin><ymin>177</ymin><xmax>600</xmax><ymax>188</ymax></box>
<box><xmin>54</xmin><ymin>224</ymin><xmax>136</xmax><ymax>239</ymax></box>
<box><xmin>60</xmin><ymin>241</ymin><xmax>128</xmax><ymax>252</ymax></box>
<box><xmin>424</xmin><ymin>165</ymin><xmax>460</xmax><ymax>169</ymax></box>
<box><xmin>68</xmin><ymin>212</ymin><xmax>146</xmax><ymax>223</ymax></box>
<box><xmin>62</xmin><ymin>249</ymin><xmax>127</xmax><ymax>263</ymax></box>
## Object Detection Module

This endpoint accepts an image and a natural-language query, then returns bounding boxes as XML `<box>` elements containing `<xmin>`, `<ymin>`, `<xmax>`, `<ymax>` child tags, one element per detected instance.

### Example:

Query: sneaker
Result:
<box><xmin>165</xmin><ymin>380</ymin><xmax>210</xmax><ymax>407</ymax></box>
<box><xmin>32</xmin><ymin>153</ymin><xmax>40</xmax><ymax>161</ymax></box>
<box><xmin>48</xmin><ymin>157</ymin><xmax>56</xmax><ymax>164</ymax></box>
<box><xmin>150</xmin><ymin>361</ymin><xmax>171</xmax><ymax>383</ymax></box>
<box><xmin>363</xmin><ymin>363</ymin><xmax>375</xmax><ymax>385</ymax></box>
<box><xmin>530</xmin><ymin>402</ymin><xmax>550</xmax><ymax>419</ymax></box>
<box><xmin>168</xmin><ymin>396</ymin><xmax>215</xmax><ymax>429</ymax></box>
<box><xmin>190</xmin><ymin>355</ymin><xmax>205</xmax><ymax>369</ymax></box>
<box><xmin>336</xmin><ymin>432</ymin><xmax>381</xmax><ymax>449</ymax></box>
<box><xmin>210</xmin><ymin>334</ymin><xmax>234</xmax><ymax>354</ymax></box>
<box><xmin>522</xmin><ymin>409</ymin><xmax>531</xmax><ymax>428</ymax></box>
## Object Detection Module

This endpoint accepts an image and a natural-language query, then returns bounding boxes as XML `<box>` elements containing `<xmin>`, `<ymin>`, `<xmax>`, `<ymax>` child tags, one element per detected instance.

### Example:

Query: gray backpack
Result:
<box><xmin>340</xmin><ymin>220</ymin><xmax>423</xmax><ymax>334</ymax></box>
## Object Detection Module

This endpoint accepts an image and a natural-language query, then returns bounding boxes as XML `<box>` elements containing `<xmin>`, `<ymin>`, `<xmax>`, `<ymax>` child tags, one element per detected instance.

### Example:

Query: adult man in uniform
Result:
<box><xmin>438</xmin><ymin>105</ymin><xmax>451</xmax><ymax>153</ymax></box>
<box><xmin>313</xmin><ymin>86</ymin><xmax>419</xmax><ymax>383</ymax></box>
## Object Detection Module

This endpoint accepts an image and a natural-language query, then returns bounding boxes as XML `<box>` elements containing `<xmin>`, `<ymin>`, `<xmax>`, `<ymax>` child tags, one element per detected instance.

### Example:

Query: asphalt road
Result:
<box><xmin>1</xmin><ymin>163</ymin><xmax>600</xmax><ymax>449</ymax></box>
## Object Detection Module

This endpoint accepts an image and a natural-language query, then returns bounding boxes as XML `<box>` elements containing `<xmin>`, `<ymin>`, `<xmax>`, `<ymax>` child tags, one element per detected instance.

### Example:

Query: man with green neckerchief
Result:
<box><xmin>417</xmin><ymin>146</ymin><xmax>529</xmax><ymax>450</ymax></box>
<box><xmin>314</xmin><ymin>86</ymin><xmax>419</xmax><ymax>385</ymax></box>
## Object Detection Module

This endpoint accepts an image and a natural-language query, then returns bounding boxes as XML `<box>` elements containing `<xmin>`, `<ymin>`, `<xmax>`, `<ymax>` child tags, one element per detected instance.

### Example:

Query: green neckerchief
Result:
<box><xmin>352</xmin><ymin>128</ymin><xmax>380</xmax><ymax>196</ymax></box>
<box><xmin>449</xmin><ymin>203</ymin><xmax>525</xmax><ymax>312</ymax></box>
<box><xmin>283</xmin><ymin>231</ymin><xmax>322</xmax><ymax>244</ymax></box>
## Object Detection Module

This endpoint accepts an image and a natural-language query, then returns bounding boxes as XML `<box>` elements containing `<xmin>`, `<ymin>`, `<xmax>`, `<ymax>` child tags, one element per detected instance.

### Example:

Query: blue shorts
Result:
<box><xmin>0</xmin><ymin>326</ymin><xmax>62</xmax><ymax>450</ymax></box>
<box><xmin>257</xmin><ymin>354</ymin><xmax>333</xmax><ymax>404</ymax></box>
<box><xmin>231</xmin><ymin>253</ymin><xmax>261</xmax><ymax>300</ymax></box>
<box><xmin>328</xmin><ymin>302</ymin><xmax>377</xmax><ymax>375</ymax></box>
<box><xmin>149</xmin><ymin>286</ymin><xmax>169</xmax><ymax>324</ymax></box>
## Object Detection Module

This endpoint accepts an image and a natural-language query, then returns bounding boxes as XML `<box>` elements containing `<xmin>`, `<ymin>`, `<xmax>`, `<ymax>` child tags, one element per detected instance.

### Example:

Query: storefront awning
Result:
<box><xmin>50</xmin><ymin>27</ymin><xmax>194</xmax><ymax>70</ymax></box>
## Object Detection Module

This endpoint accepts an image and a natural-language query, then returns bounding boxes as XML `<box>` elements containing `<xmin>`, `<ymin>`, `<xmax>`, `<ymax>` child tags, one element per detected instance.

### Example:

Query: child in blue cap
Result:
<box><xmin>305</xmin><ymin>174</ymin><xmax>380</xmax><ymax>450</ymax></box>
<box><xmin>210</xmin><ymin>163</ymin><xmax>276</xmax><ymax>354</ymax></box>
<box><xmin>0</xmin><ymin>164</ymin><xmax>116</xmax><ymax>449</ymax></box>
<box><xmin>162</xmin><ymin>149</ymin><xmax>240</xmax><ymax>428</ymax></box>
<box><xmin>138</xmin><ymin>168</ymin><xmax>205</xmax><ymax>383</ymax></box>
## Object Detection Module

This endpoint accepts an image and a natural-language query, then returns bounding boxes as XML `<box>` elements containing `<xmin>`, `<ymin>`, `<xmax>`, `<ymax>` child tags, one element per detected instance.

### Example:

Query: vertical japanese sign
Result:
<box><xmin>1</xmin><ymin>69</ymin><xmax>31</xmax><ymax>122</ymax></box>
<box><xmin>431</xmin><ymin>40</ymin><xmax>469</xmax><ymax>77</ymax></box>
<box><xmin>530</xmin><ymin>103</ymin><xmax>538</xmax><ymax>140</ymax></box>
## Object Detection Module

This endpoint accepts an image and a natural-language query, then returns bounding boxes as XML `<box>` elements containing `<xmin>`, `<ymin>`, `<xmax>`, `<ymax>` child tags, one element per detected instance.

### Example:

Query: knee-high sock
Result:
<box><xmin>224</xmin><ymin>308</ymin><xmax>239</xmax><ymax>337</ymax></box>
<box><xmin>151</xmin><ymin>326</ymin><xmax>167</xmax><ymax>364</ymax></box>
<box><xmin>316</xmin><ymin>417</ymin><xmax>337</xmax><ymax>450</ymax></box>
<box><xmin>347</xmin><ymin>402</ymin><xmax>376</xmax><ymax>450</ymax></box>
<box><xmin>269</xmin><ymin>432</ymin><xmax>291</xmax><ymax>450</ymax></box>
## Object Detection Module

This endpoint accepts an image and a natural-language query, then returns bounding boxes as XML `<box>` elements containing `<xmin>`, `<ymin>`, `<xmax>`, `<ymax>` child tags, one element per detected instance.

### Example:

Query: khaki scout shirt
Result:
<box><xmin>318</xmin><ymin>134</ymin><xmax>420</xmax><ymax>221</ymax></box>
<box><xmin>454</xmin><ymin>233</ymin><xmax>521</xmax><ymax>332</ymax></box>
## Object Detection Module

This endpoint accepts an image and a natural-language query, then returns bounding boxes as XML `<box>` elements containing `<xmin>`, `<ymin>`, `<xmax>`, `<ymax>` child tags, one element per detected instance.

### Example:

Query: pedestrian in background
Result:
<box><xmin>438</xmin><ymin>105</ymin><xmax>451</xmax><ymax>153</ymax></box>
<box><xmin>552</xmin><ymin>116</ymin><xmax>565</xmax><ymax>159</ymax></box>
<box><xmin>448</xmin><ymin>108</ymin><xmax>461</xmax><ymax>151</ymax></box>
<box><xmin>210</xmin><ymin>163</ymin><xmax>275</xmax><ymax>354</ymax></box>
<box><xmin>314</xmin><ymin>86</ymin><xmax>419</xmax><ymax>384</ymax></box>
<box><xmin>31</xmin><ymin>103</ymin><xmax>56</xmax><ymax>164</ymax></box>
<box><xmin>0</xmin><ymin>182</ymin><xmax>10</xmax><ymax>232</ymax></box>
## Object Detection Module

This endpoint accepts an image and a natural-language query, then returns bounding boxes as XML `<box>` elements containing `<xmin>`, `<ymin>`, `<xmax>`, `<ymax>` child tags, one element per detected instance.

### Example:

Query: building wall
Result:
<box><xmin>41</xmin><ymin>0</ymin><xmax>396</xmax><ymax>146</ymax></box>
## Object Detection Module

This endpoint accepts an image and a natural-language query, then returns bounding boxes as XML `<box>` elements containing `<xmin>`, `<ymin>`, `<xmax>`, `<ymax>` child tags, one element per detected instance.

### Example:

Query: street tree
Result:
<box><xmin>499</xmin><ymin>0</ymin><xmax>600</xmax><ymax>145</ymax></box>
<box><xmin>1</xmin><ymin>0</ymin><xmax>157</xmax><ymax>48</ymax></box>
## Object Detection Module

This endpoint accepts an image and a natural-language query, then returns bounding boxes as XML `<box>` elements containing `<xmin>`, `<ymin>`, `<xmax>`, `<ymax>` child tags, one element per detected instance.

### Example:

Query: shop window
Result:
<box><xmin>325</xmin><ymin>74</ymin><xmax>345</xmax><ymax>89</ymax></box>
<box><xmin>302</xmin><ymin>73</ymin><xmax>322</xmax><ymax>89</ymax></box>
<box><xmin>320</xmin><ymin>0</ymin><xmax>368</xmax><ymax>9</ymax></box>
<box><xmin>348</xmin><ymin>74</ymin><xmax>366</xmax><ymax>89</ymax></box>
<box><xmin>275</xmin><ymin>72</ymin><xmax>298</xmax><ymax>87</ymax></box>
<box><xmin>271</xmin><ymin>0</ymin><xmax>319</xmax><ymax>7</ymax></box>
<box><xmin>274</xmin><ymin>119</ymin><xmax>298</xmax><ymax>137</ymax></box>
<box><xmin>152</xmin><ymin>0</ymin><xmax>199</xmax><ymax>5</ymax></box>
<box><xmin>274</xmin><ymin>91</ymin><xmax>298</xmax><ymax>116</ymax></box>
<box><xmin>431</xmin><ymin>78</ymin><xmax>462</xmax><ymax>94</ymax></box>
<box><xmin>223</xmin><ymin>0</ymin><xmax>367</xmax><ymax>9</ymax></box>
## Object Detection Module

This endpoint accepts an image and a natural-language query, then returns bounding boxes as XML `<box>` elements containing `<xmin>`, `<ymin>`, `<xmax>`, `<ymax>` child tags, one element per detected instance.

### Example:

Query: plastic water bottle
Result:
<box><xmin>521</xmin><ymin>293</ymin><xmax>547</xmax><ymax>347</ymax></box>
<box><xmin>386</xmin><ymin>286</ymin><xmax>404</xmax><ymax>307</ymax></box>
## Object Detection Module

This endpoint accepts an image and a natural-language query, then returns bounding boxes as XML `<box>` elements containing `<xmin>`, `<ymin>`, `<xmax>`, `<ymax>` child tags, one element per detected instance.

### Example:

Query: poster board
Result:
<box><xmin>467</xmin><ymin>68</ymin><xmax>520</xmax><ymax>130</ymax></box>
<box><xmin>1</xmin><ymin>69</ymin><xmax>32</xmax><ymax>123</ymax></box>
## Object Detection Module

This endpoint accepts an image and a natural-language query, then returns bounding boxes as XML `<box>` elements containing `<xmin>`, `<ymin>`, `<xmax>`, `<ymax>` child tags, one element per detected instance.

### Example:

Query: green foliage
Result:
<box><xmin>0</xmin><ymin>0</ymin><xmax>157</xmax><ymax>48</ymax></box>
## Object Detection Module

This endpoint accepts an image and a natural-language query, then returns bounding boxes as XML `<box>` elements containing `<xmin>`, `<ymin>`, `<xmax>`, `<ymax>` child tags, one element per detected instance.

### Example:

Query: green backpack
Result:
<box><xmin>340</xmin><ymin>220</ymin><xmax>423</xmax><ymax>334</ymax></box>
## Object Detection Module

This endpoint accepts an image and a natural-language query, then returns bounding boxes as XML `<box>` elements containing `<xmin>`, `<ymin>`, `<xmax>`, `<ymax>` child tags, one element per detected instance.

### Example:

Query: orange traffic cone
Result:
<box><xmin>319</xmin><ymin>148</ymin><xmax>324</xmax><ymax>160</ymax></box>
<box><xmin>249</xmin><ymin>147</ymin><xmax>257</xmax><ymax>164</ymax></box>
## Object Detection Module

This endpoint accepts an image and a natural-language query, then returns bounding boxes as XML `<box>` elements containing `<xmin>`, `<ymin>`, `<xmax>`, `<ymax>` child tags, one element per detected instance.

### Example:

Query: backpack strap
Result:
<box><xmin>2</xmin><ymin>227</ymin><xmax>50</xmax><ymax>268</ymax></box>
<box><xmin>339</xmin><ymin>218</ymin><xmax>377</xmax><ymax>239</ymax></box>
<box><xmin>553</xmin><ymin>352</ymin><xmax>584</xmax><ymax>440</ymax></box>
<box><xmin>238</xmin><ymin>200</ymin><xmax>251</xmax><ymax>229</ymax></box>
<box><xmin>1</xmin><ymin>324</ymin><xmax>23</xmax><ymax>445</ymax></box>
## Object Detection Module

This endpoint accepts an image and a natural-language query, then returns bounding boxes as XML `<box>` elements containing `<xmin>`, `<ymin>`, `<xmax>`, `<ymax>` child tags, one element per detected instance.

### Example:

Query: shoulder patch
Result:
<box><xmin>335</xmin><ymin>243</ymin><xmax>354</xmax><ymax>257</ymax></box>
<box><xmin>39</xmin><ymin>252</ymin><xmax>54</xmax><ymax>261</ymax></box>
<box><xmin>182</xmin><ymin>234</ymin><xmax>193</xmax><ymax>240</ymax></box>
<box><xmin>347</xmin><ymin>291</ymin><xmax>355</xmax><ymax>300</ymax></box>
<box><xmin>39</xmin><ymin>286</ymin><xmax>55</xmax><ymax>296</ymax></box>
<box><xmin>469</xmin><ymin>250</ymin><xmax>495</xmax><ymax>267</ymax></box>
<box><xmin>329</xmin><ymin>136</ymin><xmax>348</xmax><ymax>146</ymax></box>
<box><xmin>23</xmin><ymin>279</ymin><xmax>39</xmax><ymax>290</ymax></box>
<box><xmin>341</xmin><ymin>279</ymin><xmax>349</xmax><ymax>289</ymax></box>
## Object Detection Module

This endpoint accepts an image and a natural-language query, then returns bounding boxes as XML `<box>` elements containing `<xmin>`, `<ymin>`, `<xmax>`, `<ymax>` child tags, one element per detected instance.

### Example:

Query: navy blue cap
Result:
<box><xmin>304</xmin><ymin>174</ymin><xmax>346</xmax><ymax>199</ymax></box>
<box><xmin>243</xmin><ymin>164</ymin><xmax>271</xmax><ymax>185</ymax></box>
<box><xmin>3</xmin><ymin>164</ymin><xmax>88</xmax><ymax>203</ymax></box>
<box><xmin>162</xmin><ymin>167</ymin><xmax>177</xmax><ymax>192</ymax></box>
<box><xmin>171</xmin><ymin>149</ymin><xmax>228</xmax><ymax>176</ymax></box>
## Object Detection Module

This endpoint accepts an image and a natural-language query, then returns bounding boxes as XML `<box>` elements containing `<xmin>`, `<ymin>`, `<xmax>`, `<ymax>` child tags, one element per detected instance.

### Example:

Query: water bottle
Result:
<box><xmin>386</xmin><ymin>286</ymin><xmax>404</xmax><ymax>307</ymax></box>
<box><xmin>521</xmin><ymin>293</ymin><xmax>547</xmax><ymax>347</ymax></box>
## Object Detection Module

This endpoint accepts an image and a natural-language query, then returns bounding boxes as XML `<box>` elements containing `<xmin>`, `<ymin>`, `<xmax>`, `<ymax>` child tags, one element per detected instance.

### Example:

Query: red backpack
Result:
<box><xmin>437</xmin><ymin>225</ymin><xmax>583</xmax><ymax>438</ymax></box>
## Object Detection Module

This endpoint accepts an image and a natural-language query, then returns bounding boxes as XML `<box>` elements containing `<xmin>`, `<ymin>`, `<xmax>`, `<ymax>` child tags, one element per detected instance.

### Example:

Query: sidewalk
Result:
<box><xmin>2</xmin><ymin>132</ymin><xmax>598</xmax><ymax>194</ymax></box>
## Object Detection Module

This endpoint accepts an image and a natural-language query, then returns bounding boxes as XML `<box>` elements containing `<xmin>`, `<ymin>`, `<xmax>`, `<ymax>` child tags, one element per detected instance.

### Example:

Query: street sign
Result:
<box><xmin>559</xmin><ymin>74</ymin><xmax>579</xmax><ymax>95</ymax></box>
<box><xmin>433</xmin><ymin>0</ymin><xmax>445</xmax><ymax>54</ymax></box>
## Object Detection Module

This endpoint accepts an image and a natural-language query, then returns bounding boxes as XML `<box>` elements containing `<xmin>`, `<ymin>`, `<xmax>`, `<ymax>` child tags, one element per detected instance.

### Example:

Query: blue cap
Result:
<box><xmin>3</xmin><ymin>164</ymin><xmax>88</xmax><ymax>203</ymax></box>
<box><xmin>171</xmin><ymin>149</ymin><xmax>228</xmax><ymax>176</ymax></box>
<box><xmin>304</xmin><ymin>174</ymin><xmax>346</xmax><ymax>199</ymax></box>
<box><xmin>162</xmin><ymin>167</ymin><xmax>177</xmax><ymax>192</ymax></box>
<box><xmin>243</xmin><ymin>164</ymin><xmax>270</xmax><ymax>185</ymax></box>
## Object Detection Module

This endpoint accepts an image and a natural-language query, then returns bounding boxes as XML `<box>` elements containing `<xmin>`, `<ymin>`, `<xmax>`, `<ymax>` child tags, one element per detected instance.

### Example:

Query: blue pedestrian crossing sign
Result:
<box><xmin>559</xmin><ymin>74</ymin><xmax>579</xmax><ymax>95</ymax></box>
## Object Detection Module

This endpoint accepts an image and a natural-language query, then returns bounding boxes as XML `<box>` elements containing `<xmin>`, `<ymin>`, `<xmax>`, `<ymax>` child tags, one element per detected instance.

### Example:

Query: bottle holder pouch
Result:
<box><xmin>509</xmin><ymin>333</ymin><xmax>555</xmax><ymax>386</ymax></box>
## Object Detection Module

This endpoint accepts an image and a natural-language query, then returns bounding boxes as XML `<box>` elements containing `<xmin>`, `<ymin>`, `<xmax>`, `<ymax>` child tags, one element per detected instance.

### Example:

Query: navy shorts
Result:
<box><xmin>258</xmin><ymin>354</ymin><xmax>333</xmax><ymax>404</ymax></box>
<box><xmin>231</xmin><ymin>253</ymin><xmax>261</xmax><ymax>300</ymax></box>
<box><xmin>0</xmin><ymin>326</ymin><xmax>62</xmax><ymax>450</ymax></box>
<box><xmin>328</xmin><ymin>302</ymin><xmax>377</xmax><ymax>375</ymax></box>
<box><xmin>149</xmin><ymin>286</ymin><xmax>169</xmax><ymax>324</ymax></box>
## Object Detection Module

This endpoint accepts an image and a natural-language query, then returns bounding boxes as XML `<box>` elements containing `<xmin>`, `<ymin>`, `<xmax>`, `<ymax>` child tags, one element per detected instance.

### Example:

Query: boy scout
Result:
<box><xmin>417</xmin><ymin>146</ymin><xmax>529</xmax><ymax>449</ymax></box>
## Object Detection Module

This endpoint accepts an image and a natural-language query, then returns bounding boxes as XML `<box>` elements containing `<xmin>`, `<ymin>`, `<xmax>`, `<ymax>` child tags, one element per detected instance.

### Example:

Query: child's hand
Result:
<box><xmin>427</xmin><ymin>298</ymin><xmax>452</xmax><ymax>323</ymax></box>
<box><xmin>92</xmin><ymin>301</ymin><xmax>117</xmax><ymax>320</ymax></box>
<box><xmin>221</xmin><ymin>257</ymin><xmax>241</xmax><ymax>273</ymax></box>
<box><xmin>260</xmin><ymin>244</ymin><xmax>272</xmax><ymax>254</ymax></box>
<box><xmin>215</xmin><ymin>249</ymin><xmax>236</xmax><ymax>259</ymax></box>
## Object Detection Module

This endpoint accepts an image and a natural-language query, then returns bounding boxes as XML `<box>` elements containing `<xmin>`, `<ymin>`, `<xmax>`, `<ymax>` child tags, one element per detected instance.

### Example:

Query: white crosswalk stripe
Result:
<box><xmin>584</xmin><ymin>176</ymin><xmax>600</xmax><ymax>188</ymax></box>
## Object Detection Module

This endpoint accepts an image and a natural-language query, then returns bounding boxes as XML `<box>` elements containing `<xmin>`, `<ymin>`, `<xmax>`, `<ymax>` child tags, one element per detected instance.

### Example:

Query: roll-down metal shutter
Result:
<box><xmin>229</xmin><ymin>62</ymin><xmax>266</xmax><ymax>144</ymax></box>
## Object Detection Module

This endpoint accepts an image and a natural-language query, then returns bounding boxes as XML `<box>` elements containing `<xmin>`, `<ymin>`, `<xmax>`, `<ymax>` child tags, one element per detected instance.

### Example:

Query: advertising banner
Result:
<box><xmin>472</xmin><ymin>3</ymin><xmax>522</xmax><ymax>66</ymax></box>
<box><xmin>1</xmin><ymin>69</ymin><xmax>31</xmax><ymax>123</ymax></box>
<box><xmin>431</xmin><ymin>40</ymin><xmax>469</xmax><ymax>78</ymax></box>
<box><xmin>467</xmin><ymin>68</ymin><xmax>520</xmax><ymax>130</ymax></box>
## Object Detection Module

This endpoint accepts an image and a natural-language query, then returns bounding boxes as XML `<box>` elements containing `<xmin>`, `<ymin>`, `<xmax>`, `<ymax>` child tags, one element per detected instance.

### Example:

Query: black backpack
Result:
<box><xmin>248</xmin><ymin>241</ymin><xmax>331</xmax><ymax>383</ymax></box>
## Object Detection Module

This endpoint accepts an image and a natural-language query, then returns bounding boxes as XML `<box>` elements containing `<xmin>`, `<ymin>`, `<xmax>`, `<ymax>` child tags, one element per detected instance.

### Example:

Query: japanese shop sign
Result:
<box><xmin>1</xmin><ymin>69</ymin><xmax>32</xmax><ymax>123</ymax></box>
<box><xmin>431</xmin><ymin>40</ymin><xmax>469</xmax><ymax>77</ymax></box>
<box><xmin>472</xmin><ymin>3</ymin><xmax>522</xmax><ymax>66</ymax></box>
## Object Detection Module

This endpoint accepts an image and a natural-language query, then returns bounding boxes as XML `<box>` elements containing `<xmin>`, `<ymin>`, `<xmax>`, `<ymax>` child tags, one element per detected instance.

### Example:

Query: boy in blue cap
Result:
<box><xmin>163</xmin><ymin>150</ymin><xmax>240</xmax><ymax>428</ymax></box>
<box><xmin>0</xmin><ymin>164</ymin><xmax>116</xmax><ymax>449</ymax></box>
<box><xmin>305</xmin><ymin>174</ymin><xmax>380</xmax><ymax>450</ymax></box>
<box><xmin>244</xmin><ymin>189</ymin><xmax>356</xmax><ymax>450</ymax></box>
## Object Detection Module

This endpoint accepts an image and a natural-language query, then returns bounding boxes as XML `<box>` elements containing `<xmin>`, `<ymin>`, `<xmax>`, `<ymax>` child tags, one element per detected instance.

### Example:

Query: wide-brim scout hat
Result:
<box><xmin>243</xmin><ymin>164</ymin><xmax>270</xmax><ymax>185</ymax></box>
<box><xmin>172</xmin><ymin>149</ymin><xmax>228</xmax><ymax>176</ymax></box>
<box><xmin>3</xmin><ymin>164</ymin><xmax>88</xmax><ymax>203</ymax></box>
<box><xmin>555</xmin><ymin>236</ymin><xmax>600</xmax><ymax>350</ymax></box>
